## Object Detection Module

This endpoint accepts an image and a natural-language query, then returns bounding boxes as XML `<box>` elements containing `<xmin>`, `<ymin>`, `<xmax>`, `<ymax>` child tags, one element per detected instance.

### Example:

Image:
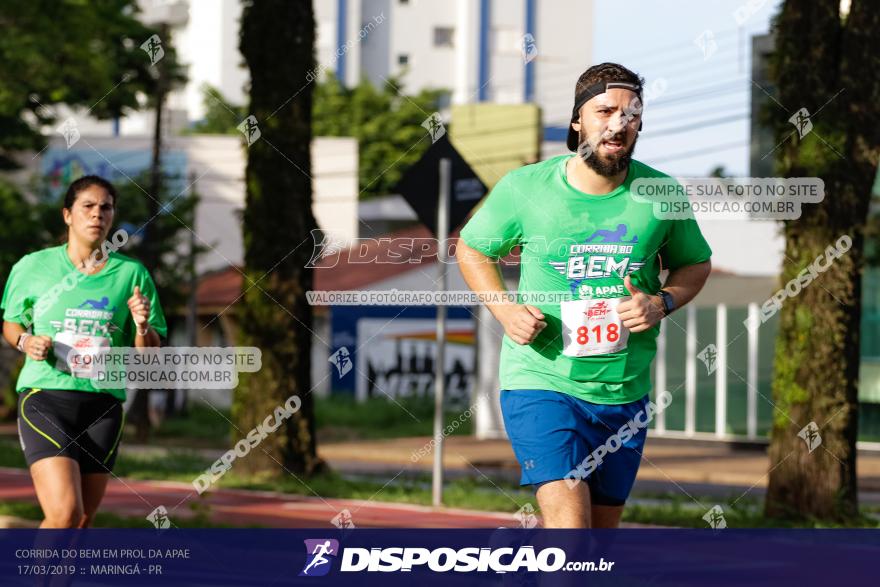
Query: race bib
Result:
<box><xmin>560</xmin><ymin>297</ymin><xmax>630</xmax><ymax>357</ymax></box>
<box><xmin>53</xmin><ymin>331</ymin><xmax>111</xmax><ymax>379</ymax></box>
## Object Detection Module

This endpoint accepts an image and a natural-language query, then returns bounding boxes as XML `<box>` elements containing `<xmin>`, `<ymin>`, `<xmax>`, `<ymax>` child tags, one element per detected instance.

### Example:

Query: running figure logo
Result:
<box><xmin>702</xmin><ymin>505</ymin><xmax>727</xmax><ymax>530</ymax></box>
<box><xmin>697</xmin><ymin>344</ymin><xmax>718</xmax><ymax>375</ymax></box>
<box><xmin>56</xmin><ymin>117</ymin><xmax>81</xmax><ymax>149</ymax></box>
<box><xmin>329</xmin><ymin>347</ymin><xmax>353</xmax><ymax>378</ymax></box>
<box><xmin>421</xmin><ymin>112</ymin><xmax>446</xmax><ymax>143</ymax></box>
<box><xmin>798</xmin><ymin>421</ymin><xmax>822</xmax><ymax>453</ymax></box>
<box><xmin>146</xmin><ymin>506</ymin><xmax>171</xmax><ymax>529</ymax></box>
<box><xmin>299</xmin><ymin>539</ymin><xmax>340</xmax><ymax>577</ymax></box>
<box><xmin>140</xmin><ymin>34</ymin><xmax>165</xmax><ymax>65</ymax></box>
<box><xmin>583</xmin><ymin>223</ymin><xmax>638</xmax><ymax>244</ymax></box>
<box><xmin>79</xmin><ymin>297</ymin><xmax>116</xmax><ymax>312</ymax></box>
<box><xmin>238</xmin><ymin>115</ymin><xmax>262</xmax><ymax>146</ymax></box>
<box><xmin>788</xmin><ymin>107</ymin><xmax>813</xmax><ymax>139</ymax></box>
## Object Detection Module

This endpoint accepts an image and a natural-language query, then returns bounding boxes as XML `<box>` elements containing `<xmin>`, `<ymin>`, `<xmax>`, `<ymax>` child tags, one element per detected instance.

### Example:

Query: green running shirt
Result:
<box><xmin>459</xmin><ymin>155</ymin><xmax>712</xmax><ymax>404</ymax></box>
<box><xmin>1</xmin><ymin>245</ymin><xmax>167</xmax><ymax>400</ymax></box>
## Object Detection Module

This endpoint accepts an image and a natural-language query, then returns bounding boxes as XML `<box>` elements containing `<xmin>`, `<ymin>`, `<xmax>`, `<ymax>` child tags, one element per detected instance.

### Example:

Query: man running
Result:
<box><xmin>456</xmin><ymin>63</ymin><xmax>712</xmax><ymax>528</ymax></box>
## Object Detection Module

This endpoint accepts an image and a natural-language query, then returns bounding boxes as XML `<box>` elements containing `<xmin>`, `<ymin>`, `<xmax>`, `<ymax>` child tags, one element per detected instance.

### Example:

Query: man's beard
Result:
<box><xmin>577</xmin><ymin>129</ymin><xmax>637</xmax><ymax>177</ymax></box>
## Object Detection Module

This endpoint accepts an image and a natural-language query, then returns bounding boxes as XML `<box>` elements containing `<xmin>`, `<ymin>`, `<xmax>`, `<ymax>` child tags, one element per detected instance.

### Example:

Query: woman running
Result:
<box><xmin>1</xmin><ymin>175</ymin><xmax>166</xmax><ymax>528</ymax></box>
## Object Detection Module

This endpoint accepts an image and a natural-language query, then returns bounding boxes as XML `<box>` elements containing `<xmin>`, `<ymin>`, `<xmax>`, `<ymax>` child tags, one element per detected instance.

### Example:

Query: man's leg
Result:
<box><xmin>590</xmin><ymin>504</ymin><xmax>624</xmax><ymax>528</ymax></box>
<box><xmin>536</xmin><ymin>479</ymin><xmax>592</xmax><ymax>528</ymax></box>
<box><xmin>579</xmin><ymin>394</ymin><xmax>651</xmax><ymax>528</ymax></box>
<box><xmin>500</xmin><ymin>390</ymin><xmax>593</xmax><ymax>529</ymax></box>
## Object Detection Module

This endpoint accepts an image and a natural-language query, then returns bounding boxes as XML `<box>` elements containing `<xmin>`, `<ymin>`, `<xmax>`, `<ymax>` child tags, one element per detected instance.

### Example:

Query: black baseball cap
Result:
<box><xmin>567</xmin><ymin>76</ymin><xmax>643</xmax><ymax>151</ymax></box>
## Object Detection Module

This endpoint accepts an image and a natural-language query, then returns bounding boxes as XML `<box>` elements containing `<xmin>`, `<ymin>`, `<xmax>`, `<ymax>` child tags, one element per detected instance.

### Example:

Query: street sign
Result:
<box><xmin>394</xmin><ymin>134</ymin><xmax>487</xmax><ymax>236</ymax></box>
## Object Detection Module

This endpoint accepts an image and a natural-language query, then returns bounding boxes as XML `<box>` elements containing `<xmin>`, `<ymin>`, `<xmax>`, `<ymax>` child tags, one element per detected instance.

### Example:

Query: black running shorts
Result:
<box><xmin>17</xmin><ymin>388</ymin><xmax>125</xmax><ymax>474</ymax></box>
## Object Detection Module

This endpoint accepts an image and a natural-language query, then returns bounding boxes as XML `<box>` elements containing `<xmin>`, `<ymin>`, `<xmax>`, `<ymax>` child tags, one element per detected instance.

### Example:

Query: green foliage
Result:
<box><xmin>0</xmin><ymin>181</ymin><xmax>45</xmax><ymax>297</ymax></box>
<box><xmin>0</xmin><ymin>0</ymin><xmax>185</xmax><ymax>169</ymax></box>
<box><xmin>313</xmin><ymin>72</ymin><xmax>446</xmax><ymax>198</ymax></box>
<box><xmin>186</xmin><ymin>84</ymin><xmax>248</xmax><ymax>135</ymax></box>
<box><xmin>315</xmin><ymin>394</ymin><xmax>473</xmax><ymax>440</ymax></box>
<box><xmin>188</xmin><ymin>73</ymin><xmax>446</xmax><ymax>198</ymax></box>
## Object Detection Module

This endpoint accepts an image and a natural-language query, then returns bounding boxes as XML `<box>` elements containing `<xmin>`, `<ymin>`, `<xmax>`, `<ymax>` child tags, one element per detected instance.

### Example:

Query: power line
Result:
<box><xmin>491</xmin><ymin>42</ymin><xmax>745</xmax><ymax>95</ymax></box>
<box><xmin>597</xmin><ymin>26</ymin><xmax>743</xmax><ymax>67</ymax></box>
<box><xmin>544</xmin><ymin>96</ymin><xmax>752</xmax><ymax>127</ymax></box>
<box><xmin>643</xmin><ymin>140</ymin><xmax>749</xmax><ymax>164</ymax></box>
<box><xmin>641</xmin><ymin>112</ymin><xmax>749</xmax><ymax>138</ymax></box>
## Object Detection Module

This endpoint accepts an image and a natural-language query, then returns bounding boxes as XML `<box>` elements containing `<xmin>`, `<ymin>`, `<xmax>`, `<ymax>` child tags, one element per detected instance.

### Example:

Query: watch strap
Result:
<box><xmin>658</xmin><ymin>289</ymin><xmax>675</xmax><ymax>316</ymax></box>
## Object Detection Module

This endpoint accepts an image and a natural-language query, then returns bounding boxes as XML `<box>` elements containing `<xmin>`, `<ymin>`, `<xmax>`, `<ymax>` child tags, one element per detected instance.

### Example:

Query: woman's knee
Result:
<box><xmin>43</xmin><ymin>503</ymin><xmax>84</xmax><ymax>528</ymax></box>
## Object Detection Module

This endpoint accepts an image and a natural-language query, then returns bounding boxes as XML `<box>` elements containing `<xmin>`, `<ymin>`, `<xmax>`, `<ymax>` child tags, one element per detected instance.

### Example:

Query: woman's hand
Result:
<box><xmin>24</xmin><ymin>335</ymin><xmax>53</xmax><ymax>361</ymax></box>
<box><xmin>127</xmin><ymin>285</ymin><xmax>151</xmax><ymax>335</ymax></box>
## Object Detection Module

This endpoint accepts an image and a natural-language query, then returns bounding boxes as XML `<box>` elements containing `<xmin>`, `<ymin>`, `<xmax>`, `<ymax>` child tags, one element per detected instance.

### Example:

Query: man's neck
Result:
<box><xmin>566</xmin><ymin>156</ymin><xmax>628</xmax><ymax>195</ymax></box>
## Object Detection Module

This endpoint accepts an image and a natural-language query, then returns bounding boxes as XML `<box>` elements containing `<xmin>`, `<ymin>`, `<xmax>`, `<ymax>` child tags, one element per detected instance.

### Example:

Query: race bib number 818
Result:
<box><xmin>561</xmin><ymin>297</ymin><xmax>630</xmax><ymax>357</ymax></box>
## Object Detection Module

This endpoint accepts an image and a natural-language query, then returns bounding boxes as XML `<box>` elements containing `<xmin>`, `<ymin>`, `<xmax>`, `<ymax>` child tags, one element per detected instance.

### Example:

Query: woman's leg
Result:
<box><xmin>76</xmin><ymin>394</ymin><xmax>124</xmax><ymax>528</ymax></box>
<box><xmin>79</xmin><ymin>473</ymin><xmax>110</xmax><ymax>528</ymax></box>
<box><xmin>29</xmin><ymin>457</ymin><xmax>84</xmax><ymax>529</ymax></box>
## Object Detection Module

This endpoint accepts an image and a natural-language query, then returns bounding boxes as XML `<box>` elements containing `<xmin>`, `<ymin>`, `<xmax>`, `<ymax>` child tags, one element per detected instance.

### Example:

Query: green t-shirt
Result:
<box><xmin>1</xmin><ymin>245</ymin><xmax>167</xmax><ymax>400</ymax></box>
<box><xmin>459</xmin><ymin>155</ymin><xmax>712</xmax><ymax>404</ymax></box>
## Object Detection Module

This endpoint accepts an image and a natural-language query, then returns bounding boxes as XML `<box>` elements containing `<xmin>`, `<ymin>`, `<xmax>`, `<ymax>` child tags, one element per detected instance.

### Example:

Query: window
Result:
<box><xmin>398</xmin><ymin>54</ymin><xmax>409</xmax><ymax>66</ymax></box>
<box><xmin>434</xmin><ymin>27</ymin><xmax>454</xmax><ymax>48</ymax></box>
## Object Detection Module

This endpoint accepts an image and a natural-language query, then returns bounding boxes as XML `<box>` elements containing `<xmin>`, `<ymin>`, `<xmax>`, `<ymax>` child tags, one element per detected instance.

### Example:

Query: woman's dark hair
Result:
<box><xmin>63</xmin><ymin>175</ymin><xmax>118</xmax><ymax>209</ymax></box>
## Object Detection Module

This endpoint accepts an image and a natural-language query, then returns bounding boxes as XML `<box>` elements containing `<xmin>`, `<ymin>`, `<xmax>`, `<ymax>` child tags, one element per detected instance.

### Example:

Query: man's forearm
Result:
<box><xmin>661</xmin><ymin>260</ymin><xmax>712</xmax><ymax>312</ymax></box>
<box><xmin>456</xmin><ymin>239</ymin><xmax>513</xmax><ymax>321</ymax></box>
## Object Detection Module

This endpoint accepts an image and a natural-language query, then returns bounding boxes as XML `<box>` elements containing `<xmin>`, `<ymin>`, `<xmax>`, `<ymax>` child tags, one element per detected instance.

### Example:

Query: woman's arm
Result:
<box><xmin>134</xmin><ymin>325</ymin><xmax>161</xmax><ymax>348</ymax></box>
<box><xmin>127</xmin><ymin>286</ymin><xmax>161</xmax><ymax>348</ymax></box>
<box><xmin>2</xmin><ymin>320</ymin><xmax>24</xmax><ymax>349</ymax></box>
<box><xmin>3</xmin><ymin>321</ymin><xmax>52</xmax><ymax>360</ymax></box>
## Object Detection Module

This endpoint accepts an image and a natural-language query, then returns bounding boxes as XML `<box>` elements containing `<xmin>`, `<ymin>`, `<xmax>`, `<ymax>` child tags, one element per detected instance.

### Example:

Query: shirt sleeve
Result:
<box><xmin>1</xmin><ymin>260</ymin><xmax>33</xmax><ymax>326</ymax></box>
<box><xmin>458</xmin><ymin>174</ymin><xmax>523</xmax><ymax>258</ymax></box>
<box><xmin>659</xmin><ymin>216</ymin><xmax>713</xmax><ymax>271</ymax></box>
<box><xmin>135</xmin><ymin>267</ymin><xmax>168</xmax><ymax>339</ymax></box>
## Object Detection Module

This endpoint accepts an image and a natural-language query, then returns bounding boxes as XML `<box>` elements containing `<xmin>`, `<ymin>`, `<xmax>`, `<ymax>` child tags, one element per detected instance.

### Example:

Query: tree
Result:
<box><xmin>186</xmin><ymin>84</ymin><xmax>248</xmax><ymax>135</ymax></box>
<box><xmin>233</xmin><ymin>0</ymin><xmax>323</xmax><ymax>475</ymax></box>
<box><xmin>313</xmin><ymin>73</ymin><xmax>445</xmax><ymax>198</ymax></box>
<box><xmin>189</xmin><ymin>74</ymin><xmax>445</xmax><ymax>199</ymax></box>
<box><xmin>0</xmin><ymin>0</ymin><xmax>183</xmax><ymax>168</ymax></box>
<box><xmin>0</xmin><ymin>181</ymin><xmax>45</xmax><ymax>419</ymax></box>
<box><xmin>764</xmin><ymin>0</ymin><xmax>880</xmax><ymax>522</ymax></box>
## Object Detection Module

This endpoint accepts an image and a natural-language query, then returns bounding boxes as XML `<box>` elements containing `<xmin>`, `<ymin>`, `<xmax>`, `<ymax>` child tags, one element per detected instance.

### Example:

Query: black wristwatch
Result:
<box><xmin>657</xmin><ymin>289</ymin><xmax>676</xmax><ymax>316</ymax></box>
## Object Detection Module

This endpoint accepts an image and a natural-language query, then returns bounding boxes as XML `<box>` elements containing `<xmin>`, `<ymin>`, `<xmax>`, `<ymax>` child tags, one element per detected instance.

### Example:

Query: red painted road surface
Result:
<box><xmin>0</xmin><ymin>467</ymin><xmax>522</xmax><ymax>528</ymax></box>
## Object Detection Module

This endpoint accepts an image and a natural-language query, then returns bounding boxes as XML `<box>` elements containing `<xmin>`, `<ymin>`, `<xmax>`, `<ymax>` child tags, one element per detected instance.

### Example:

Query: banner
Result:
<box><xmin>0</xmin><ymin>529</ymin><xmax>875</xmax><ymax>585</ymax></box>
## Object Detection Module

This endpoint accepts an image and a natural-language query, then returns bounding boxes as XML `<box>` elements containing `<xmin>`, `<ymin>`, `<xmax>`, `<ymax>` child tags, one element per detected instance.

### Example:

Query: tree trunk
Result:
<box><xmin>765</xmin><ymin>0</ymin><xmax>880</xmax><ymax>522</ymax></box>
<box><xmin>130</xmin><ymin>22</ymin><xmax>170</xmax><ymax>442</ymax></box>
<box><xmin>234</xmin><ymin>0</ymin><xmax>323</xmax><ymax>475</ymax></box>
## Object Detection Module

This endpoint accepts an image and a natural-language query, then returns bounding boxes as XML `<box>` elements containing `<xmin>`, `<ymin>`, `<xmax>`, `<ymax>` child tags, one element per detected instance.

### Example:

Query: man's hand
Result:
<box><xmin>616</xmin><ymin>275</ymin><xmax>665</xmax><ymax>333</ymax></box>
<box><xmin>497</xmin><ymin>304</ymin><xmax>547</xmax><ymax>345</ymax></box>
<box><xmin>127</xmin><ymin>285</ymin><xmax>151</xmax><ymax>335</ymax></box>
<box><xmin>24</xmin><ymin>335</ymin><xmax>53</xmax><ymax>361</ymax></box>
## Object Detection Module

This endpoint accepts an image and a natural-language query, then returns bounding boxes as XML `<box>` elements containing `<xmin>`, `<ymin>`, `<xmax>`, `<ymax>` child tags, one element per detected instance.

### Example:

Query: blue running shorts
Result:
<box><xmin>500</xmin><ymin>389</ymin><xmax>649</xmax><ymax>506</ymax></box>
